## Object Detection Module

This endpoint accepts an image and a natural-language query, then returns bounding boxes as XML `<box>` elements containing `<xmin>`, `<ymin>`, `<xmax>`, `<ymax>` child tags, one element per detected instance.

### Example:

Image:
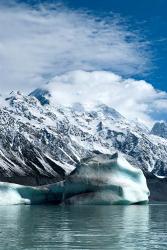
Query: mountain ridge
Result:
<box><xmin>0</xmin><ymin>89</ymin><xmax>167</xmax><ymax>187</ymax></box>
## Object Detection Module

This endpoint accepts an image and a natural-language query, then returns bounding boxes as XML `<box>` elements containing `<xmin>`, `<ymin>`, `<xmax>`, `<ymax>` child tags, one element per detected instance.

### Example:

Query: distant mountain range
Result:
<box><xmin>0</xmin><ymin>87</ymin><xmax>167</xmax><ymax>190</ymax></box>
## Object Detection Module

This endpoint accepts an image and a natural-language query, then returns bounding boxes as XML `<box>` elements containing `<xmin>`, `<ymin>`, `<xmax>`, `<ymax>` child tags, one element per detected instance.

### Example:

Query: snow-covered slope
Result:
<box><xmin>0</xmin><ymin>90</ymin><xmax>167</xmax><ymax>186</ymax></box>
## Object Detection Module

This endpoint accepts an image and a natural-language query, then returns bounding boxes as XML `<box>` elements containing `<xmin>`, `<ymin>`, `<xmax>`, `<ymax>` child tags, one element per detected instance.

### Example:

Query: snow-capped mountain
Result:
<box><xmin>151</xmin><ymin>122</ymin><xmax>167</xmax><ymax>139</ymax></box>
<box><xmin>0</xmin><ymin>89</ymin><xmax>167</xmax><ymax>186</ymax></box>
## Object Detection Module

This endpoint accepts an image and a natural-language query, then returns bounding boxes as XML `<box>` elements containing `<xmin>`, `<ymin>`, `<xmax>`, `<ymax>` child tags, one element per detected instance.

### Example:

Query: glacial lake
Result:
<box><xmin>0</xmin><ymin>204</ymin><xmax>167</xmax><ymax>249</ymax></box>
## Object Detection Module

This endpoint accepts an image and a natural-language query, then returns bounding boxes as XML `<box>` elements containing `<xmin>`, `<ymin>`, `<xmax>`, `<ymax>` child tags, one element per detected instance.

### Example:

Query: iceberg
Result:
<box><xmin>0</xmin><ymin>153</ymin><xmax>149</xmax><ymax>205</ymax></box>
<box><xmin>0</xmin><ymin>182</ymin><xmax>49</xmax><ymax>205</ymax></box>
<box><xmin>61</xmin><ymin>152</ymin><xmax>150</xmax><ymax>205</ymax></box>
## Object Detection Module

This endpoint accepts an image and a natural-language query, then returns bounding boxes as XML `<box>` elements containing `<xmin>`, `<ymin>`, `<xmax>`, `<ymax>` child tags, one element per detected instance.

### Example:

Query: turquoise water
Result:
<box><xmin>0</xmin><ymin>204</ymin><xmax>167</xmax><ymax>249</ymax></box>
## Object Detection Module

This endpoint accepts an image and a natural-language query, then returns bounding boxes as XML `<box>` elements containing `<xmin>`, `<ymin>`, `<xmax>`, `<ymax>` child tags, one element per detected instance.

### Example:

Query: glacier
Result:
<box><xmin>0</xmin><ymin>153</ymin><xmax>149</xmax><ymax>205</ymax></box>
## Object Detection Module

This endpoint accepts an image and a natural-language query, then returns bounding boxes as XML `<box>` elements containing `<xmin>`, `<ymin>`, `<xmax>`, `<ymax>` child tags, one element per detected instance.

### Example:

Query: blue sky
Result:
<box><xmin>16</xmin><ymin>0</ymin><xmax>167</xmax><ymax>92</ymax></box>
<box><xmin>0</xmin><ymin>0</ymin><xmax>167</xmax><ymax>124</ymax></box>
<box><xmin>71</xmin><ymin>0</ymin><xmax>167</xmax><ymax>92</ymax></box>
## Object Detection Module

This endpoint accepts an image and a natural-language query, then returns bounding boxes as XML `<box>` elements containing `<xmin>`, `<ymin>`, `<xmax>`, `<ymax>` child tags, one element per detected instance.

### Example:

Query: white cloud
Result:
<box><xmin>1</xmin><ymin>2</ymin><xmax>166</xmax><ymax>125</ymax></box>
<box><xmin>0</xmin><ymin>2</ymin><xmax>149</xmax><ymax>93</ymax></box>
<box><xmin>45</xmin><ymin>70</ymin><xmax>167</xmax><ymax>126</ymax></box>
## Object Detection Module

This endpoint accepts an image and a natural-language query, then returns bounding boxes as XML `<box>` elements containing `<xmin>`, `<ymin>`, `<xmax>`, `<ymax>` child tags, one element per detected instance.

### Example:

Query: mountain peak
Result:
<box><xmin>151</xmin><ymin>121</ymin><xmax>167</xmax><ymax>139</ymax></box>
<box><xmin>95</xmin><ymin>104</ymin><xmax>123</xmax><ymax>120</ymax></box>
<box><xmin>29</xmin><ymin>88</ymin><xmax>51</xmax><ymax>105</ymax></box>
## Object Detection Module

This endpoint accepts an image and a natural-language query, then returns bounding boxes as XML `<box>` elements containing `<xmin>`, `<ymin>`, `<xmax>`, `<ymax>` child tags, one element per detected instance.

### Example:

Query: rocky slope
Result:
<box><xmin>151</xmin><ymin>121</ymin><xmax>167</xmax><ymax>139</ymax></box>
<box><xmin>0</xmin><ymin>89</ymin><xmax>167</xmax><ymax>188</ymax></box>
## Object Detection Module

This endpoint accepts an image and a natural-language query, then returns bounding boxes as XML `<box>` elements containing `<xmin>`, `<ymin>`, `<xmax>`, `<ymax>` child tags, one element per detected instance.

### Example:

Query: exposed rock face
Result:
<box><xmin>0</xmin><ymin>153</ymin><xmax>149</xmax><ymax>205</ymax></box>
<box><xmin>151</xmin><ymin>122</ymin><xmax>167</xmax><ymax>139</ymax></box>
<box><xmin>146</xmin><ymin>175</ymin><xmax>167</xmax><ymax>201</ymax></box>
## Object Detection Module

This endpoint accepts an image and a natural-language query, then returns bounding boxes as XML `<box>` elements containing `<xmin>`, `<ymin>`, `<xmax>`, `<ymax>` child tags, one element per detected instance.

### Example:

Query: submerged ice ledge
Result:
<box><xmin>0</xmin><ymin>153</ymin><xmax>149</xmax><ymax>205</ymax></box>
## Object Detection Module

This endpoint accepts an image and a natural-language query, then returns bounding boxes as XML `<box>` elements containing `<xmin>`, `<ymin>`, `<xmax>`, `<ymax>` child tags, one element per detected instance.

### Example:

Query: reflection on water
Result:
<box><xmin>0</xmin><ymin>204</ymin><xmax>167</xmax><ymax>249</ymax></box>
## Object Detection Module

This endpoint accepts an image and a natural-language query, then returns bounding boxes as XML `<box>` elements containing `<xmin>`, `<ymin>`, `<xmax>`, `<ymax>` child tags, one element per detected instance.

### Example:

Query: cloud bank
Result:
<box><xmin>45</xmin><ymin>70</ymin><xmax>167</xmax><ymax>126</ymax></box>
<box><xmin>0</xmin><ymin>2</ymin><xmax>166</xmax><ymax>125</ymax></box>
<box><xmin>0</xmin><ymin>2</ymin><xmax>149</xmax><ymax>92</ymax></box>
